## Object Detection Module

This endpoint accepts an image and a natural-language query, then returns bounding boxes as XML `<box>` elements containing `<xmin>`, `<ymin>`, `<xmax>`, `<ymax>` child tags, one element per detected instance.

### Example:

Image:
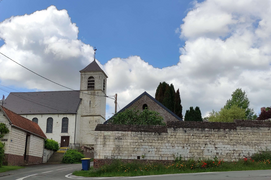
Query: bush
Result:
<box><xmin>44</xmin><ymin>139</ymin><xmax>59</xmax><ymax>151</ymax></box>
<box><xmin>251</xmin><ymin>150</ymin><xmax>271</xmax><ymax>161</ymax></box>
<box><xmin>109</xmin><ymin>108</ymin><xmax>165</xmax><ymax>126</ymax></box>
<box><xmin>0</xmin><ymin>142</ymin><xmax>4</xmax><ymax>167</ymax></box>
<box><xmin>62</xmin><ymin>149</ymin><xmax>84</xmax><ymax>164</ymax></box>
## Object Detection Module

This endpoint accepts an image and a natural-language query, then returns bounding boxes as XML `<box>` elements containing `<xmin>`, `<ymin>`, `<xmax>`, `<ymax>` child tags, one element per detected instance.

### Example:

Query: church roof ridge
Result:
<box><xmin>80</xmin><ymin>60</ymin><xmax>108</xmax><ymax>77</ymax></box>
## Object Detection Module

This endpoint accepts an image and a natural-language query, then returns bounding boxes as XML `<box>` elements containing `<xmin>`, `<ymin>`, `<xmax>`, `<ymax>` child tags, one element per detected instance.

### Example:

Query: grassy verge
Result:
<box><xmin>0</xmin><ymin>166</ymin><xmax>24</xmax><ymax>173</ymax></box>
<box><xmin>73</xmin><ymin>158</ymin><xmax>271</xmax><ymax>177</ymax></box>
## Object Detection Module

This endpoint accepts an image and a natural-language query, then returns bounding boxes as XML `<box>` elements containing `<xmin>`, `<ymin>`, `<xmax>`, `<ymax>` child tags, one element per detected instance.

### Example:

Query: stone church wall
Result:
<box><xmin>94</xmin><ymin>121</ymin><xmax>271</xmax><ymax>168</ymax></box>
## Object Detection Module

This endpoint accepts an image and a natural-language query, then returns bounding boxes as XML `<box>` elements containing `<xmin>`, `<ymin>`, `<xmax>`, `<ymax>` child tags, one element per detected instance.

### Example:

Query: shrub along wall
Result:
<box><xmin>94</xmin><ymin>120</ymin><xmax>271</xmax><ymax>168</ymax></box>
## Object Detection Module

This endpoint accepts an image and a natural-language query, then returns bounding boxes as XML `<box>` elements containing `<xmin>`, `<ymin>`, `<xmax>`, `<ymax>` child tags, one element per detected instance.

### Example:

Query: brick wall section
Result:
<box><xmin>4</xmin><ymin>154</ymin><xmax>24</xmax><ymax>166</ymax></box>
<box><xmin>4</xmin><ymin>154</ymin><xmax>43</xmax><ymax>165</ymax></box>
<box><xmin>94</xmin><ymin>120</ymin><xmax>271</xmax><ymax>168</ymax></box>
<box><xmin>26</xmin><ymin>155</ymin><xmax>43</xmax><ymax>165</ymax></box>
<box><xmin>127</xmin><ymin>94</ymin><xmax>179</xmax><ymax>122</ymax></box>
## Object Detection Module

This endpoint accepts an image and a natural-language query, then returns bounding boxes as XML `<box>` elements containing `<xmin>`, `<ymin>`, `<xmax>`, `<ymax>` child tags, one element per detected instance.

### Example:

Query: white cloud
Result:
<box><xmin>1</xmin><ymin>2</ymin><xmax>271</xmax><ymax>120</ymax></box>
<box><xmin>0</xmin><ymin>6</ymin><xmax>94</xmax><ymax>91</ymax></box>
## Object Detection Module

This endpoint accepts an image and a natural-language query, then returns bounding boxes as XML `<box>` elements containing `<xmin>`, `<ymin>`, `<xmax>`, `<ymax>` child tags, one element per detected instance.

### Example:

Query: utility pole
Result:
<box><xmin>114</xmin><ymin>93</ymin><xmax>117</xmax><ymax>114</ymax></box>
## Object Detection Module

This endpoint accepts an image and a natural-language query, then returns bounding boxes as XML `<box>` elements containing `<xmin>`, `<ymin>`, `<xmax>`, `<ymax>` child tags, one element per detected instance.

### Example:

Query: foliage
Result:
<box><xmin>224</xmin><ymin>88</ymin><xmax>256</xmax><ymax>120</ymax></box>
<box><xmin>0</xmin><ymin>142</ymin><xmax>4</xmax><ymax>167</ymax></box>
<box><xmin>62</xmin><ymin>149</ymin><xmax>84</xmax><ymax>164</ymax></box>
<box><xmin>74</xmin><ymin>155</ymin><xmax>271</xmax><ymax>177</ymax></box>
<box><xmin>0</xmin><ymin>166</ymin><xmax>24</xmax><ymax>173</ymax></box>
<box><xmin>155</xmin><ymin>82</ymin><xmax>183</xmax><ymax>119</ymax></box>
<box><xmin>209</xmin><ymin>105</ymin><xmax>246</xmax><ymax>122</ymax></box>
<box><xmin>44</xmin><ymin>139</ymin><xmax>59</xmax><ymax>151</ymax></box>
<box><xmin>110</xmin><ymin>108</ymin><xmax>165</xmax><ymax>126</ymax></box>
<box><xmin>257</xmin><ymin>107</ymin><xmax>271</xmax><ymax>120</ymax></box>
<box><xmin>251</xmin><ymin>150</ymin><xmax>271</xmax><ymax>161</ymax></box>
<box><xmin>184</xmin><ymin>106</ymin><xmax>203</xmax><ymax>121</ymax></box>
<box><xmin>0</xmin><ymin>123</ymin><xmax>9</xmax><ymax>139</ymax></box>
<box><xmin>0</xmin><ymin>123</ymin><xmax>9</xmax><ymax>167</ymax></box>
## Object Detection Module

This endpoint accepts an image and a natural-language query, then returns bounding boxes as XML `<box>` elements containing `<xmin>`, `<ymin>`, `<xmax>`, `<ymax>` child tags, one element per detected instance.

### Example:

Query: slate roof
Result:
<box><xmin>80</xmin><ymin>60</ymin><xmax>108</xmax><ymax>77</ymax></box>
<box><xmin>4</xmin><ymin>91</ymin><xmax>81</xmax><ymax>115</ymax></box>
<box><xmin>1</xmin><ymin>106</ymin><xmax>46</xmax><ymax>139</ymax></box>
<box><xmin>106</xmin><ymin>91</ymin><xmax>183</xmax><ymax>122</ymax></box>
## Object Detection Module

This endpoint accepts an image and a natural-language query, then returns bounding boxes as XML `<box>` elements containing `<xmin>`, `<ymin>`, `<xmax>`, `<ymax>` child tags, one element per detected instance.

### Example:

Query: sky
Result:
<box><xmin>0</xmin><ymin>0</ymin><xmax>271</xmax><ymax>119</ymax></box>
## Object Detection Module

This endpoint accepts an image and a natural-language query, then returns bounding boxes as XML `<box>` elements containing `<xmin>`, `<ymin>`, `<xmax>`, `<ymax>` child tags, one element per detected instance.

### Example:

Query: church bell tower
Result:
<box><xmin>78</xmin><ymin>51</ymin><xmax>107</xmax><ymax>145</ymax></box>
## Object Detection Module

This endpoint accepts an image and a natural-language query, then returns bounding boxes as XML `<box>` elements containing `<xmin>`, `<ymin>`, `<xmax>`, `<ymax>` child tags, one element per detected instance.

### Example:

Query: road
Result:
<box><xmin>1</xmin><ymin>163</ymin><xmax>271</xmax><ymax>180</ymax></box>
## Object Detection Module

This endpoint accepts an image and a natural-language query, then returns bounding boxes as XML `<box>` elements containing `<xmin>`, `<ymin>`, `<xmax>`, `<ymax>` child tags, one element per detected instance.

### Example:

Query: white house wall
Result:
<box><xmin>22</xmin><ymin>114</ymin><xmax>76</xmax><ymax>145</ymax></box>
<box><xmin>6</xmin><ymin>127</ymin><xmax>26</xmax><ymax>156</ymax></box>
<box><xmin>28</xmin><ymin>135</ymin><xmax>44</xmax><ymax>158</ymax></box>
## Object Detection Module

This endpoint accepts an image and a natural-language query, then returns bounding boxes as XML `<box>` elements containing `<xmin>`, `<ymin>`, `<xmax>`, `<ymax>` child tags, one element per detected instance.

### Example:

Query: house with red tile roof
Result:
<box><xmin>0</xmin><ymin>106</ymin><xmax>46</xmax><ymax>166</ymax></box>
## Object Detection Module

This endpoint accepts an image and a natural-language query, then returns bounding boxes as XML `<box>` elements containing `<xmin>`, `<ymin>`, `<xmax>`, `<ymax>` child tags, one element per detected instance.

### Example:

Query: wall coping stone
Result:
<box><xmin>95</xmin><ymin>124</ymin><xmax>167</xmax><ymax>133</ymax></box>
<box><xmin>96</xmin><ymin>120</ymin><xmax>271</xmax><ymax>132</ymax></box>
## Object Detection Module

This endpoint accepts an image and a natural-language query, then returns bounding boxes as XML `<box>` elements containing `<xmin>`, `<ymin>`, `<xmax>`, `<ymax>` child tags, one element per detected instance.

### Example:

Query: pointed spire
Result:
<box><xmin>80</xmin><ymin>61</ymin><xmax>108</xmax><ymax>77</ymax></box>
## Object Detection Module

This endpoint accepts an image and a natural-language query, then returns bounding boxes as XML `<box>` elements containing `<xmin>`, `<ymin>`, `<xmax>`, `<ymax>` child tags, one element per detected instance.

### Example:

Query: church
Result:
<box><xmin>3</xmin><ymin>60</ymin><xmax>107</xmax><ymax>148</ymax></box>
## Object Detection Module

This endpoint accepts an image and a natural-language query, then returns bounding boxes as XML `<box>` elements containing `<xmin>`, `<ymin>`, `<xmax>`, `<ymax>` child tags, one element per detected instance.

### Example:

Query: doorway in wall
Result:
<box><xmin>61</xmin><ymin>136</ymin><xmax>70</xmax><ymax>147</ymax></box>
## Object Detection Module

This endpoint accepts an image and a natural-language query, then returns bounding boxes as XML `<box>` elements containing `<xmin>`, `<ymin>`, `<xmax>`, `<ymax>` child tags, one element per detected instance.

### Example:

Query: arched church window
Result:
<box><xmin>46</xmin><ymin>117</ymin><xmax>53</xmax><ymax>133</ymax></box>
<box><xmin>61</xmin><ymin>117</ymin><xmax>69</xmax><ymax>133</ymax></box>
<box><xmin>143</xmin><ymin>104</ymin><xmax>148</xmax><ymax>110</ymax></box>
<box><xmin>32</xmin><ymin>117</ymin><xmax>38</xmax><ymax>124</ymax></box>
<box><xmin>88</xmin><ymin>76</ymin><xmax>95</xmax><ymax>90</ymax></box>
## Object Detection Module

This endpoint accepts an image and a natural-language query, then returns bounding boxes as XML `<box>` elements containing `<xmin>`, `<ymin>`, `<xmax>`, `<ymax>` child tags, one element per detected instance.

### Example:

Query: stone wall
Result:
<box><xmin>94</xmin><ymin>120</ymin><xmax>271</xmax><ymax>168</ymax></box>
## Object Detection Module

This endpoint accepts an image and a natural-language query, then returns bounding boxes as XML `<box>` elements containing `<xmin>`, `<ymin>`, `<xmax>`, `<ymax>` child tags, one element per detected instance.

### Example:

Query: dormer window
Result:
<box><xmin>88</xmin><ymin>76</ymin><xmax>95</xmax><ymax>90</ymax></box>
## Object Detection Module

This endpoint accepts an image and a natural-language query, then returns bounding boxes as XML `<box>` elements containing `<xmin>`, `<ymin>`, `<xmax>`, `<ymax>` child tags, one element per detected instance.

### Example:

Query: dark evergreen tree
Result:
<box><xmin>185</xmin><ymin>106</ymin><xmax>203</xmax><ymax>121</ymax></box>
<box><xmin>155</xmin><ymin>82</ymin><xmax>183</xmax><ymax>119</ymax></box>
<box><xmin>195</xmin><ymin>106</ymin><xmax>203</xmax><ymax>121</ymax></box>
<box><xmin>184</xmin><ymin>110</ymin><xmax>190</xmax><ymax>121</ymax></box>
<box><xmin>174</xmin><ymin>89</ymin><xmax>182</xmax><ymax>118</ymax></box>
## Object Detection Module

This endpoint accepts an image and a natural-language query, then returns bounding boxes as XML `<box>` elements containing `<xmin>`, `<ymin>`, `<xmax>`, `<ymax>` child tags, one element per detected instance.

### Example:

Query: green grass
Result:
<box><xmin>0</xmin><ymin>166</ymin><xmax>24</xmax><ymax>173</ymax></box>
<box><xmin>73</xmin><ymin>158</ymin><xmax>271</xmax><ymax>177</ymax></box>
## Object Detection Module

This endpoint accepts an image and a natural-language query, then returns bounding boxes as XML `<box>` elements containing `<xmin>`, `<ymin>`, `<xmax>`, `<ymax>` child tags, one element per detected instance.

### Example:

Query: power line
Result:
<box><xmin>0</xmin><ymin>51</ymin><xmax>115</xmax><ymax>100</ymax></box>
<box><xmin>0</xmin><ymin>52</ymin><xmax>75</xmax><ymax>91</ymax></box>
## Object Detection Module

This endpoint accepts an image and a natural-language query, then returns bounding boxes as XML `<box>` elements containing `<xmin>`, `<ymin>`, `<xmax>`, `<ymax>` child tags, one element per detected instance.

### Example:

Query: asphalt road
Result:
<box><xmin>1</xmin><ymin>163</ymin><xmax>271</xmax><ymax>180</ymax></box>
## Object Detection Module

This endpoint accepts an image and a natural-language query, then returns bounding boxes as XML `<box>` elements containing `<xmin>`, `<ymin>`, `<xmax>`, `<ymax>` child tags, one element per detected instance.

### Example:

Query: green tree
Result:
<box><xmin>155</xmin><ymin>82</ymin><xmax>183</xmax><ymax>119</ymax></box>
<box><xmin>0</xmin><ymin>123</ymin><xmax>9</xmax><ymax>167</ymax></box>
<box><xmin>185</xmin><ymin>106</ymin><xmax>203</xmax><ymax>121</ymax></box>
<box><xmin>224</xmin><ymin>88</ymin><xmax>255</xmax><ymax>119</ymax></box>
<box><xmin>109</xmin><ymin>108</ymin><xmax>165</xmax><ymax>126</ymax></box>
<box><xmin>209</xmin><ymin>105</ymin><xmax>246</xmax><ymax>122</ymax></box>
<box><xmin>195</xmin><ymin>106</ymin><xmax>203</xmax><ymax>121</ymax></box>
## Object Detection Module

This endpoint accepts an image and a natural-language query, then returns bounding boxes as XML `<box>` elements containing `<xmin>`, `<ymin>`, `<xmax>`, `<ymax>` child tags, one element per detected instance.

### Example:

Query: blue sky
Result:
<box><xmin>0</xmin><ymin>0</ymin><xmax>271</xmax><ymax>118</ymax></box>
<box><xmin>0</xmin><ymin>0</ymin><xmax>195</xmax><ymax>67</ymax></box>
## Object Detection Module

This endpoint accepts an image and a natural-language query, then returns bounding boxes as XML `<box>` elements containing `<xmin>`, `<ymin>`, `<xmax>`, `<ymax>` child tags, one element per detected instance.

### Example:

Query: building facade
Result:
<box><xmin>3</xmin><ymin>60</ymin><xmax>107</xmax><ymax>147</ymax></box>
<box><xmin>0</xmin><ymin>106</ymin><xmax>46</xmax><ymax>165</ymax></box>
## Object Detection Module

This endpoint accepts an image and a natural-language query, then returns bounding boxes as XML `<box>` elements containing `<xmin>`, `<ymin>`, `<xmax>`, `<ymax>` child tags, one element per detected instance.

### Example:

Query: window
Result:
<box><xmin>103</xmin><ymin>79</ymin><xmax>106</xmax><ymax>91</ymax></box>
<box><xmin>46</xmin><ymin>117</ymin><xmax>53</xmax><ymax>133</ymax></box>
<box><xmin>61</xmin><ymin>117</ymin><xmax>69</xmax><ymax>133</ymax></box>
<box><xmin>88</xmin><ymin>76</ymin><xmax>95</xmax><ymax>90</ymax></box>
<box><xmin>143</xmin><ymin>104</ymin><xmax>148</xmax><ymax>110</ymax></box>
<box><xmin>32</xmin><ymin>117</ymin><xmax>38</xmax><ymax>124</ymax></box>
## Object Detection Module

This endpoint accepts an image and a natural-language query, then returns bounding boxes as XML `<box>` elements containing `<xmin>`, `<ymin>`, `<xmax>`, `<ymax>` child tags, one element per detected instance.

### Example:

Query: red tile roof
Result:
<box><xmin>1</xmin><ymin>106</ymin><xmax>46</xmax><ymax>139</ymax></box>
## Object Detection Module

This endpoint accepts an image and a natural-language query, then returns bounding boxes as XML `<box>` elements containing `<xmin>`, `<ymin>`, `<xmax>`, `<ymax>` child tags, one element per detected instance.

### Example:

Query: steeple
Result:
<box><xmin>79</xmin><ymin>60</ymin><xmax>108</xmax><ymax>77</ymax></box>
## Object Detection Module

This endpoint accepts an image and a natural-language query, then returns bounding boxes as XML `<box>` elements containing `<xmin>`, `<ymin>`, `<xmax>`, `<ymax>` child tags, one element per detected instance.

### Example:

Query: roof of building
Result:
<box><xmin>1</xmin><ymin>106</ymin><xmax>46</xmax><ymax>139</ymax></box>
<box><xmin>4</xmin><ymin>91</ymin><xmax>81</xmax><ymax>115</ymax></box>
<box><xmin>80</xmin><ymin>60</ymin><xmax>108</xmax><ymax>78</ymax></box>
<box><xmin>106</xmin><ymin>91</ymin><xmax>183</xmax><ymax>122</ymax></box>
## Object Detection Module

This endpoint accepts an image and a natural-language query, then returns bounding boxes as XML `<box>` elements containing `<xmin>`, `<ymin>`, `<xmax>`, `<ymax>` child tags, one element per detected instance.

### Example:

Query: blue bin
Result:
<box><xmin>81</xmin><ymin>158</ymin><xmax>91</xmax><ymax>170</ymax></box>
